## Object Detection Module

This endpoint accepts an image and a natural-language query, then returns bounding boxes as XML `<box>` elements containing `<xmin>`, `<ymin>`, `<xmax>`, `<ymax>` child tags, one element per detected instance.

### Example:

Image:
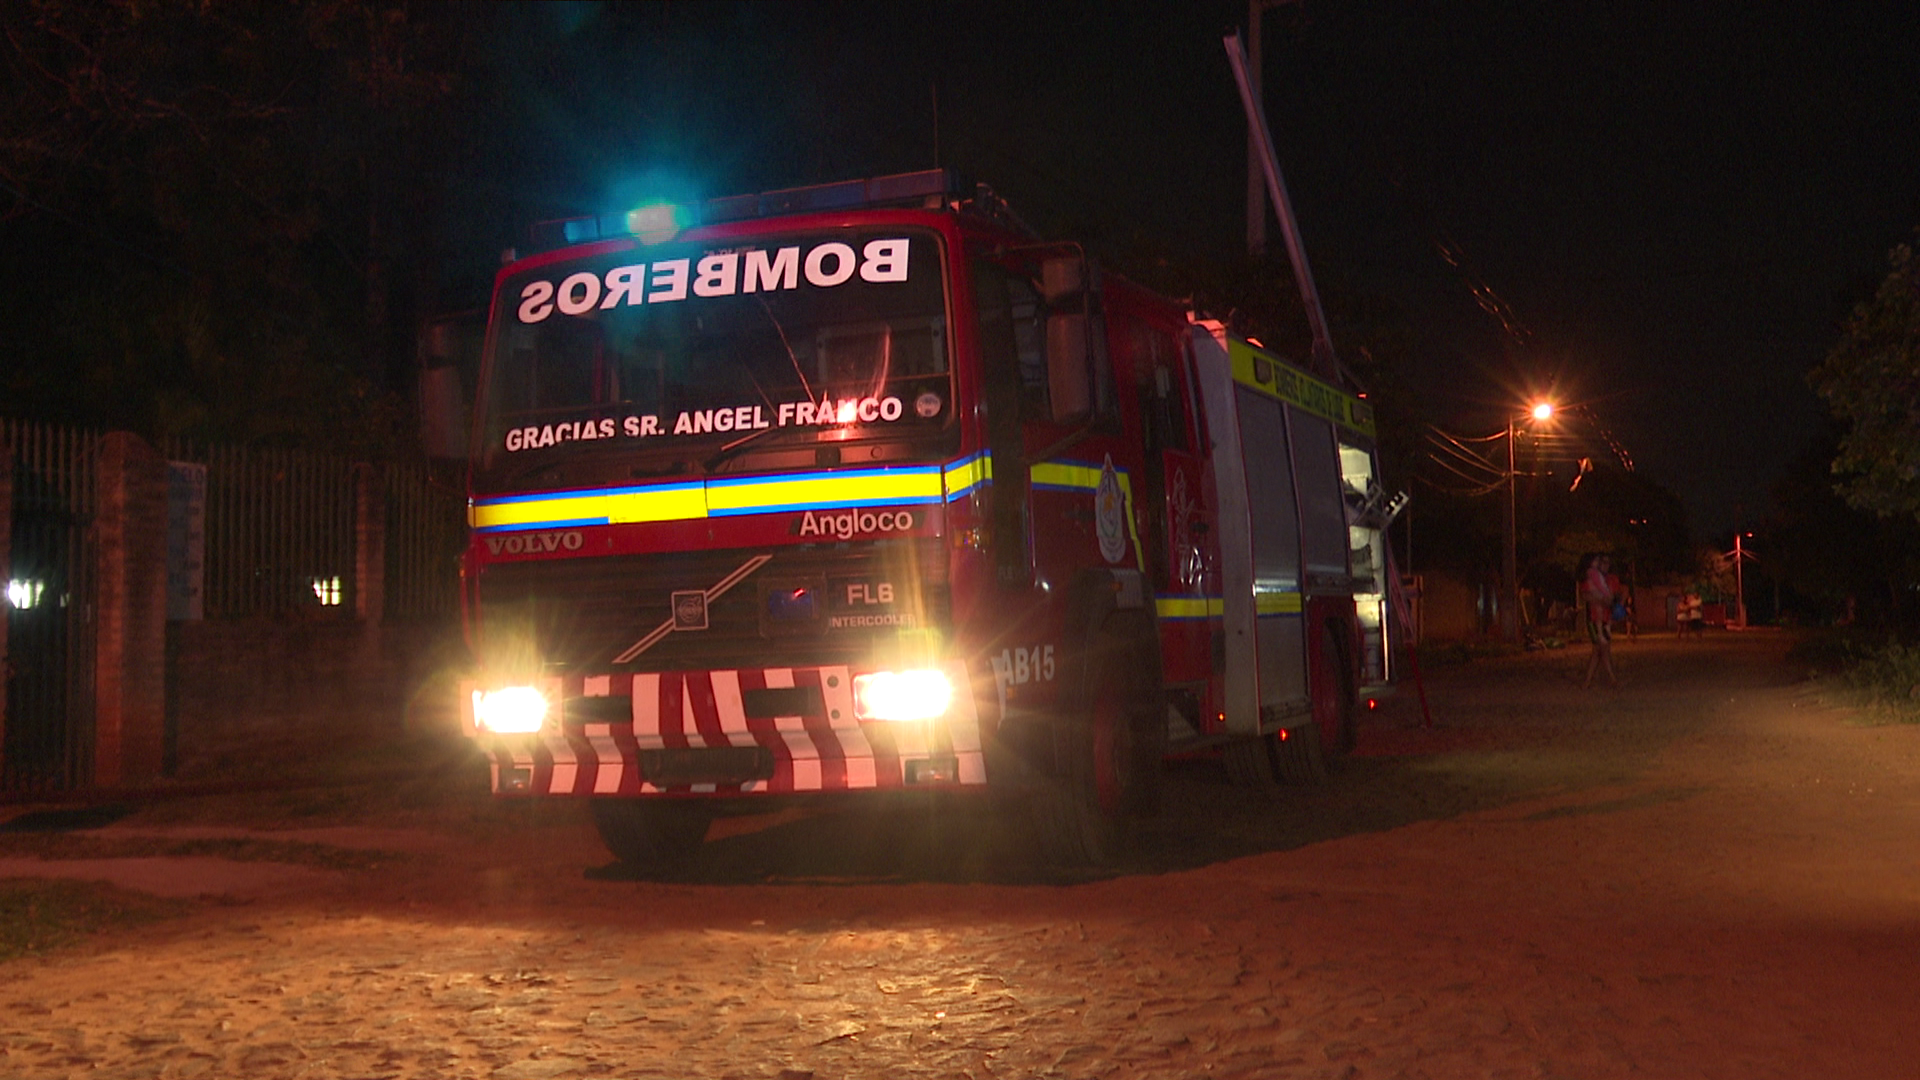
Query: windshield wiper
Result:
<box><xmin>702</xmin><ymin>424</ymin><xmax>797</xmax><ymax>473</ymax></box>
<box><xmin>492</xmin><ymin>448</ymin><xmax>691</xmax><ymax>491</ymax></box>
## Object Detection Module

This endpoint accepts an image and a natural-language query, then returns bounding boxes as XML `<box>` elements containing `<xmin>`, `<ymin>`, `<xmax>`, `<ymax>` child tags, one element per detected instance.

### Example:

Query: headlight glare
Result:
<box><xmin>473</xmin><ymin>685</ymin><xmax>550</xmax><ymax>734</ymax></box>
<box><xmin>851</xmin><ymin>669</ymin><xmax>954</xmax><ymax>722</ymax></box>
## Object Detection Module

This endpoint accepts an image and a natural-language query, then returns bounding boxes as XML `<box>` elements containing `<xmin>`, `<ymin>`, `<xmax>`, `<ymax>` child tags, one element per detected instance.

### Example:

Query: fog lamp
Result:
<box><xmin>852</xmin><ymin>669</ymin><xmax>954</xmax><ymax>722</ymax></box>
<box><xmin>473</xmin><ymin>685</ymin><xmax>550</xmax><ymax>734</ymax></box>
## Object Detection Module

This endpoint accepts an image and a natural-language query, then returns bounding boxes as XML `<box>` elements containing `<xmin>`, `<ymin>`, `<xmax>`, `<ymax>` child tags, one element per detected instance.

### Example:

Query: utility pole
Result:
<box><xmin>1502</xmin><ymin>415</ymin><xmax>1518</xmax><ymax>644</ymax></box>
<box><xmin>1224</xmin><ymin>20</ymin><xmax>1338</xmax><ymax>381</ymax></box>
<box><xmin>1500</xmin><ymin>402</ymin><xmax>1556</xmax><ymax>644</ymax></box>
<box><xmin>1246</xmin><ymin>0</ymin><xmax>1267</xmax><ymax>258</ymax></box>
<box><xmin>1245</xmin><ymin>0</ymin><xmax>1300</xmax><ymax>259</ymax></box>
<box><xmin>1728</xmin><ymin>532</ymin><xmax>1754</xmax><ymax>628</ymax></box>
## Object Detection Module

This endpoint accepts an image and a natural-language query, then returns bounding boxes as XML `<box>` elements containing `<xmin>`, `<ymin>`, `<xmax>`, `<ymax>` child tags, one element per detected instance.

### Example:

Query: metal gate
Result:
<box><xmin>3</xmin><ymin>421</ymin><xmax>95</xmax><ymax>793</ymax></box>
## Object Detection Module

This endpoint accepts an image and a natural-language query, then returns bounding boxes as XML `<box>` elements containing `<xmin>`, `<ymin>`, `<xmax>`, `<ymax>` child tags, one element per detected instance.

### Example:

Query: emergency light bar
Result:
<box><xmin>529</xmin><ymin>169</ymin><xmax>967</xmax><ymax>251</ymax></box>
<box><xmin>704</xmin><ymin>168</ymin><xmax>964</xmax><ymax>224</ymax></box>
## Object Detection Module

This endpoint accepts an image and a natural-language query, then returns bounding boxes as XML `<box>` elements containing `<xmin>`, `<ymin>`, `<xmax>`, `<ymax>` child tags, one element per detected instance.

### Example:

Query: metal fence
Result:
<box><xmin>3</xmin><ymin>422</ymin><xmax>463</xmax><ymax>791</ymax></box>
<box><xmin>2</xmin><ymin>417</ymin><xmax>98</xmax><ymax>791</ymax></box>
<box><xmin>158</xmin><ymin>440</ymin><xmax>464</xmax><ymax>622</ymax></box>
<box><xmin>383</xmin><ymin>464</ymin><xmax>466</xmax><ymax>621</ymax></box>
<box><xmin>163</xmin><ymin>440</ymin><xmax>360</xmax><ymax>618</ymax></box>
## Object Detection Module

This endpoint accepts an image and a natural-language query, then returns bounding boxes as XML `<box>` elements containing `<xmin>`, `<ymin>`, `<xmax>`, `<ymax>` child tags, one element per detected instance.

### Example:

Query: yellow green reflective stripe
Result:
<box><xmin>1255</xmin><ymin>591</ymin><xmax>1304</xmax><ymax>615</ymax></box>
<box><xmin>706</xmin><ymin>465</ymin><xmax>942</xmax><ymax>516</ymax></box>
<box><xmin>942</xmin><ymin>450</ymin><xmax>991</xmax><ymax>500</ymax></box>
<box><xmin>1029</xmin><ymin>460</ymin><xmax>1106</xmax><ymax>491</ymax></box>
<box><xmin>472</xmin><ymin>463</ymin><xmax>944</xmax><ymax>533</ymax></box>
<box><xmin>470</xmin><ymin>482</ymin><xmax>705</xmax><ymax>531</ymax></box>
<box><xmin>1227</xmin><ymin>340</ymin><xmax>1376</xmax><ymax>438</ymax></box>
<box><xmin>1156</xmin><ymin>592</ymin><xmax>1301</xmax><ymax>619</ymax></box>
<box><xmin>1156</xmin><ymin>596</ymin><xmax>1224</xmax><ymax>619</ymax></box>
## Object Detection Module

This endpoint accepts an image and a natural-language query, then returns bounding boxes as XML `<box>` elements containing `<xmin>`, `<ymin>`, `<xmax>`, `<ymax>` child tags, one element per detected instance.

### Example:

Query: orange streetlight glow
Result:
<box><xmin>1502</xmin><ymin>399</ymin><xmax>1560</xmax><ymax>642</ymax></box>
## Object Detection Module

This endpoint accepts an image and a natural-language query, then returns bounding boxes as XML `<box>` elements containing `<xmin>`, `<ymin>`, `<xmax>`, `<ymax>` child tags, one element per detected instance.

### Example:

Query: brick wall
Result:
<box><xmin>166</xmin><ymin>619</ymin><xmax>462</xmax><ymax>777</ymax></box>
<box><xmin>159</xmin><ymin>458</ymin><xmax>462</xmax><ymax>777</ymax></box>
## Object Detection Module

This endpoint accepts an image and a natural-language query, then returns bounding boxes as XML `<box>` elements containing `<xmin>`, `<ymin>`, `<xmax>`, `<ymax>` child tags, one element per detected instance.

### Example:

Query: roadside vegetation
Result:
<box><xmin>1778</xmin><ymin>237</ymin><xmax>1920</xmax><ymax>717</ymax></box>
<box><xmin>1836</xmin><ymin>640</ymin><xmax>1920</xmax><ymax>722</ymax></box>
<box><xmin>1789</xmin><ymin>629</ymin><xmax>1920</xmax><ymax>723</ymax></box>
<box><xmin>0</xmin><ymin>880</ymin><xmax>185</xmax><ymax>964</ymax></box>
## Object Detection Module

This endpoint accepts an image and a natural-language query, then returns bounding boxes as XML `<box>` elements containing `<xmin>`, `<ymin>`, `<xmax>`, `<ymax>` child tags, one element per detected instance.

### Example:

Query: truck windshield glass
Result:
<box><xmin>479</xmin><ymin>229</ymin><xmax>951</xmax><ymax>472</ymax></box>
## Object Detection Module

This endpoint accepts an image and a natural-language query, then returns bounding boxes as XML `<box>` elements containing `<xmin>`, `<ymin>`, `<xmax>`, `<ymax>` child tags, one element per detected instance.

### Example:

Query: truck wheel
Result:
<box><xmin>1271</xmin><ymin>721</ymin><xmax>1329</xmax><ymax>785</ymax></box>
<box><xmin>1224</xmin><ymin>736</ymin><xmax>1278</xmax><ymax>787</ymax></box>
<box><xmin>590</xmin><ymin>799</ymin><xmax>712</xmax><ymax>867</ymax></box>
<box><xmin>1032</xmin><ymin>617</ymin><xmax>1162</xmax><ymax>865</ymax></box>
<box><xmin>1322</xmin><ymin>624</ymin><xmax>1358</xmax><ymax>759</ymax></box>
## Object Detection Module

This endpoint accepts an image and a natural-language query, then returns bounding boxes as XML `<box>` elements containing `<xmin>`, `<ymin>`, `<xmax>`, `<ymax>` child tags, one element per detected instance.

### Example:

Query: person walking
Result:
<box><xmin>1581</xmin><ymin>554</ymin><xmax>1619</xmax><ymax>688</ymax></box>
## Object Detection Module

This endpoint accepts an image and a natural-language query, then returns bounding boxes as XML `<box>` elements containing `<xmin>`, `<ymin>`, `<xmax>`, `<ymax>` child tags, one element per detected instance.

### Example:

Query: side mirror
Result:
<box><xmin>1040</xmin><ymin>253</ymin><xmax>1093</xmax><ymax>423</ymax></box>
<box><xmin>1046</xmin><ymin>313</ymin><xmax>1091</xmax><ymax>422</ymax></box>
<box><xmin>1040</xmin><ymin>256</ymin><xmax>1083</xmax><ymax>302</ymax></box>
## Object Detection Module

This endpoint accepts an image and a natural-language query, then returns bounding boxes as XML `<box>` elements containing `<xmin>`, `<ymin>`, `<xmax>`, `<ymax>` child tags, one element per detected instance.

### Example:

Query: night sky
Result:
<box><xmin>452</xmin><ymin>1</ymin><xmax>1917</xmax><ymax>538</ymax></box>
<box><xmin>6</xmin><ymin>2</ymin><xmax>1913</xmax><ymax>541</ymax></box>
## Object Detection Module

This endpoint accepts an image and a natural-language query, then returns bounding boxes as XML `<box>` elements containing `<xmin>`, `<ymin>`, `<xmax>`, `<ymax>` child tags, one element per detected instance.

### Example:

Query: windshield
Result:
<box><xmin>477</xmin><ymin>228</ymin><xmax>952</xmax><ymax>479</ymax></box>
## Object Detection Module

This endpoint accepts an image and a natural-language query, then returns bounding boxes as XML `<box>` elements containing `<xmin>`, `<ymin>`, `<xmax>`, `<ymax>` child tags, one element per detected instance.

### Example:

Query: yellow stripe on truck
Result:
<box><xmin>705</xmin><ymin>466</ymin><xmax>943</xmax><ymax>516</ymax></box>
<box><xmin>471</xmin><ymin>463</ymin><xmax>946</xmax><ymax>532</ymax></box>
<box><xmin>1155</xmin><ymin>596</ymin><xmax>1224</xmax><ymax>619</ymax></box>
<box><xmin>470</xmin><ymin>482</ymin><xmax>707</xmax><ymax>530</ymax></box>
<box><xmin>1228</xmin><ymin>340</ymin><xmax>1376</xmax><ymax>438</ymax></box>
<box><xmin>1255</xmin><ymin>591</ymin><xmax>1304</xmax><ymax>615</ymax></box>
<box><xmin>1155</xmin><ymin>592</ymin><xmax>1300</xmax><ymax>619</ymax></box>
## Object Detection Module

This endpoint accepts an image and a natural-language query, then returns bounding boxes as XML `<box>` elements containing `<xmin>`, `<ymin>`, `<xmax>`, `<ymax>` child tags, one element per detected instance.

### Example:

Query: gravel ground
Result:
<box><xmin>2</xmin><ymin>629</ymin><xmax>1916</xmax><ymax>1079</ymax></box>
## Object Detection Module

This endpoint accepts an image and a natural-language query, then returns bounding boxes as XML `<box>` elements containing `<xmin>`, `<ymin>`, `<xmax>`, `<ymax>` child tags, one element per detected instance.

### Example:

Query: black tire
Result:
<box><xmin>1321</xmin><ymin>623</ymin><xmax>1358</xmax><ymax>759</ymax></box>
<box><xmin>1271</xmin><ymin>720</ymin><xmax>1329</xmax><ymax>785</ymax></box>
<box><xmin>1224</xmin><ymin>736</ymin><xmax>1278</xmax><ymax>787</ymax></box>
<box><xmin>590</xmin><ymin>799</ymin><xmax>712</xmax><ymax>867</ymax></box>
<box><xmin>1032</xmin><ymin>615</ymin><xmax>1163</xmax><ymax>866</ymax></box>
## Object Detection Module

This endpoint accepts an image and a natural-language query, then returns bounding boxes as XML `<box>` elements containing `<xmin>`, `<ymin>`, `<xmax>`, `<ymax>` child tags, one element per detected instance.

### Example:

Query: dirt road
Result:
<box><xmin>3</xmin><ymin>630</ymin><xmax>1917</xmax><ymax>1079</ymax></box>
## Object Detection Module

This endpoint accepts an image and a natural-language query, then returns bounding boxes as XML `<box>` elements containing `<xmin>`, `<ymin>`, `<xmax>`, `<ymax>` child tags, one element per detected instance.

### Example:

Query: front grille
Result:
<box><xmin>476</xmin><ymin>539</ymin><xmax>948</xmax><ymax>672</ymax></box>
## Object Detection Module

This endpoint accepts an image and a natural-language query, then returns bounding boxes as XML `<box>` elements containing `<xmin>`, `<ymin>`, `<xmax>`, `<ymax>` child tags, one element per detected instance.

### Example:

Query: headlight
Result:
<box><xmin>472</xmin><ymin>685</ymin><xmax>550</xmax><ymax>734</ymax></box>
<box><xmin>851</xmin><ymin>669</ymin><xmax>954</xmax><ymax>722</ymax></box>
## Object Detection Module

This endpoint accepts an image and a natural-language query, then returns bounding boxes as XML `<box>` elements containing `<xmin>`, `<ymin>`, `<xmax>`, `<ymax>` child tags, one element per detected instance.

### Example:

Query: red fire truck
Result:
<box><xmin>458</xmin><ymin>170</ymin><xmax>1396</xmax><ymax>865</ymax></box>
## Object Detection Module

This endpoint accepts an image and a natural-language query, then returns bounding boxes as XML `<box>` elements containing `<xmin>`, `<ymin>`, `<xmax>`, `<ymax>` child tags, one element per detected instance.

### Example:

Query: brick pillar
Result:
<box><xmin>92</xmin><ymin>432</ymin><xmax>169</xmax><ymax>788</ymax></box>
<box><xmin>354</xmin><ymin>462</ymin><xmax>386</xmax><ymax>625</ymax></box>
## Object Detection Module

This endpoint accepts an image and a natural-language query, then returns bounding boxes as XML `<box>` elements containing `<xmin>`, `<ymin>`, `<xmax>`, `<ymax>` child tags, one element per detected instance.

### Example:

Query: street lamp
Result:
<box><xmin>1728</xmin><ymin>532</ymin><xmax>1755</xmax><ymax>629</ymax></box>
<box><xmin>1501</xmin><ymin>401</ymin><xmax>1556</xmax><ymax>644</ymax></box>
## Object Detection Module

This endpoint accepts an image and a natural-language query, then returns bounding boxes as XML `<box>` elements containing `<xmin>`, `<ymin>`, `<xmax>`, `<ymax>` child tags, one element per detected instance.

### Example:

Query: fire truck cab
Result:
<box><xmin>458</xmin><ymin>170</ymin><xmax>1395</xmax><ymax>865</ymax></box>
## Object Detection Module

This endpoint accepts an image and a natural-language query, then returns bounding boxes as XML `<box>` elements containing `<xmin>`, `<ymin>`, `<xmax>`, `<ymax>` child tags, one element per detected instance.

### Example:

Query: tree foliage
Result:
<box><xmin>1811</xmin><ymin>242</ymin><xmax>1920</xmax><ymax>521</ymax></box>
<box><xmin>1760</xmin><ymin>429</ymin><xmax>1920</xmax><ymax>626</ymax></box>
<box><xmin>0</xmin><ymin>0</ymin><xmax>460</xmax><ymax>455</ymax></box>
